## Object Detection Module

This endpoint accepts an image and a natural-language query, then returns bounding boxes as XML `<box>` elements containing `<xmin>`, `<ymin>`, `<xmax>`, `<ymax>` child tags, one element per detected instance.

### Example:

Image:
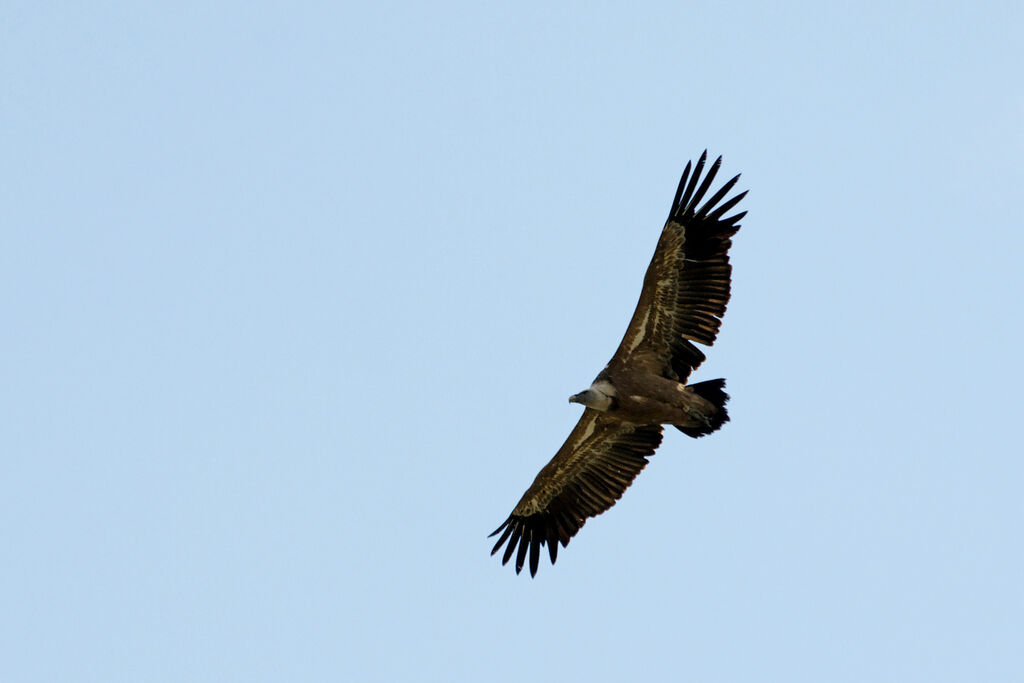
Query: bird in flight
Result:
<box><xmin>490</xmin><ymin>152</ymin><xmax>747</xmax><ymax>576</ymax></box>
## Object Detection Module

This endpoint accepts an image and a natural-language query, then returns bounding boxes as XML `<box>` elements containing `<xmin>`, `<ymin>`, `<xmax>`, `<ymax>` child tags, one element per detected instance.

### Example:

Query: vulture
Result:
<box><xmin>490</xmin><ymin>152</ymin><xmax>747</xmax><ymax>576</ymax></box>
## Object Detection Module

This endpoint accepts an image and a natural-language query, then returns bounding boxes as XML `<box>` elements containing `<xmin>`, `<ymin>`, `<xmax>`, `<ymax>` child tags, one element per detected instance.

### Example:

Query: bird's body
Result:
<box><xmin>490</xmin><ymin>152</ymin><xmax>747</xmax><ymax>576</ymax></box>
<box><xmin>573</xmin><ymin>368</ymin><xmax>721</xmax><ymax>429</ymax></box>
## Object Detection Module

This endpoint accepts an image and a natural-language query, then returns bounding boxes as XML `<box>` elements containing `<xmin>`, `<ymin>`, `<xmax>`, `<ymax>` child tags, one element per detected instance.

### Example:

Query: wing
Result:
<box><xmin>612</xmin><ymin>152</ymin><xmax>747</xmax><ymax>382</ymax></box>
<box><xmin>489</xmin><ymin>410</ymin><xmax>664</xmax><ymax>577</ymax></box>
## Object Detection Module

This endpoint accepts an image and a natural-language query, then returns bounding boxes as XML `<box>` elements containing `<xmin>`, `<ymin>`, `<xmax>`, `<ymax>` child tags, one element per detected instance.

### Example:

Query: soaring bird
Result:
<box><xmin>490</xmin><ymin>152</ymin><xmax>747</xmax><ymax>576</ymax></box>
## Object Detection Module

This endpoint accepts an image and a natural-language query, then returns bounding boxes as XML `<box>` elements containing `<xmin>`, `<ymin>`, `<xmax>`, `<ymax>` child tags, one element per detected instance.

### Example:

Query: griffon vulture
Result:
<box><xmin>490</xmin><ymin>152</ymin><xmax>747</xmax><ymax>576</ymax></box>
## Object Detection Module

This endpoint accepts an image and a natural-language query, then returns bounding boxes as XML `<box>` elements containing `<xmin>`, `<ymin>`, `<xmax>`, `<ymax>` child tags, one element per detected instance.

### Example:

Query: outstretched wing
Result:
<box><xmin>489</xmin><ymin>410</ymin><xmax>664</xmax><ymax>577</ymax></box>
<box><xmin>612</xmin><ymin>152</ymin><xmax>747</xmax><ymax>382</ymax></box>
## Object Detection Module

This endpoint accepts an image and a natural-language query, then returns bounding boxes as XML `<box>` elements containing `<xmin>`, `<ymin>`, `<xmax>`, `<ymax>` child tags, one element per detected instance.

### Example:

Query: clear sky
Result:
<box><xmin>2</xmin><ymin>2</ymin><xmax>1022</xmax><ymax>681</ymax></box>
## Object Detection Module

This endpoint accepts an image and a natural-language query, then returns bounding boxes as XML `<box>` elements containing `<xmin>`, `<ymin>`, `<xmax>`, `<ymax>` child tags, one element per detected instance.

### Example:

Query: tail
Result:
<box><xmin>674</xmin><ymin>379</ymin><xmax>730</xmax><ymax>438</ymax></box>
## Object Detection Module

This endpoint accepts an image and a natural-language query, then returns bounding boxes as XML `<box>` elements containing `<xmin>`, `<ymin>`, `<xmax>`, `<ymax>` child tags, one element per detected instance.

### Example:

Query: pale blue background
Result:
<box><xmin>3</xmin><ymin>2</ymin><xmax>1022</xmax><ymax>681</ymax></box>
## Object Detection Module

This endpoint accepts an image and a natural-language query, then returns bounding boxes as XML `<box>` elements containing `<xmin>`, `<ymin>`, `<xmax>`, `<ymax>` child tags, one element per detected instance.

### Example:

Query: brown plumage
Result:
<box><xmin>490</xmin><ymin>152</ymin><xmax>747</xmax><ymax>576</ymax></box>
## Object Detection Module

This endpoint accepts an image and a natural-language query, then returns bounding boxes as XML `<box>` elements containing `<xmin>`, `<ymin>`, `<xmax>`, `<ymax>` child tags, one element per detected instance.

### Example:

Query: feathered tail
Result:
<box><xmin>674</xmin><ymin>379</ymin><xmax>730</xmax><ymax>438</ymax></box>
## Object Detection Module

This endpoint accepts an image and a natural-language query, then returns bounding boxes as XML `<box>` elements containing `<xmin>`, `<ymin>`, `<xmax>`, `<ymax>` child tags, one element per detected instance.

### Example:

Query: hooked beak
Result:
<box><xmin>568</xmin><ymin>392</ymin><xmax>584</xmax><ymax>404</ymax></box>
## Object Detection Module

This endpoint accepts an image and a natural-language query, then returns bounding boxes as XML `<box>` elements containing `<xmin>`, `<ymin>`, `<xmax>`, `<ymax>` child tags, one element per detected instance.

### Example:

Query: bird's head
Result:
<box><xmin>568</xmin><ymin>382</ymin><xmax>614</xmax><ymax>411</ymax></box>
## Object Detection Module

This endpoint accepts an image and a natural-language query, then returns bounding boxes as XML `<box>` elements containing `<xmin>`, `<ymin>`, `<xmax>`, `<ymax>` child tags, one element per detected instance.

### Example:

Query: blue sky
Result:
<box><xmin>2</xmin><ymin>2</ymin><xmax>1022</xmax><ymax>681</ymax></box>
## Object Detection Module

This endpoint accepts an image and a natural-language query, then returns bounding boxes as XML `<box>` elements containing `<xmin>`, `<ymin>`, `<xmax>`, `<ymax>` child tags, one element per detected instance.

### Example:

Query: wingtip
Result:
<box><xmin>501</xmin><ymin>530</ymin><xmax>517</xmax><ymax>564</ymax></box>
<box><xmin>671</xmin><ymin>160</ymin><xmax>694</xmax><ymax>215</ymax></box>
<box><xmin>515</xmin><ymin>538</ymin><xmax>529</xmax><ymax>575</ymax></box>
